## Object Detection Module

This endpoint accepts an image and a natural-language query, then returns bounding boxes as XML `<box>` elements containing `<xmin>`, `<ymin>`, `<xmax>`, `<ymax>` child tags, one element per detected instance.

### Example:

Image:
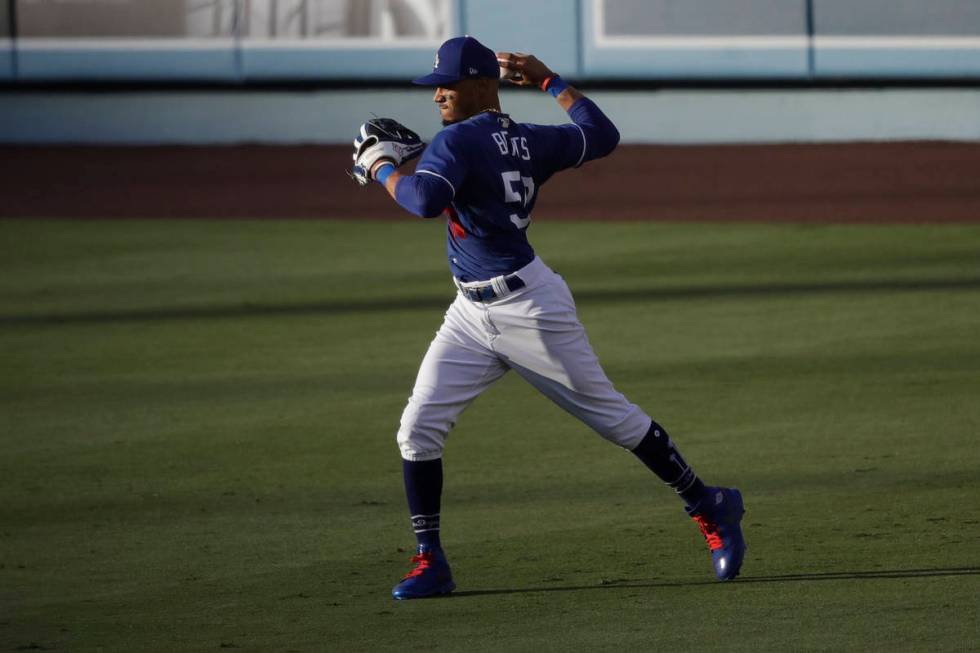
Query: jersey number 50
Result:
<box><xmin>501</xmin><ymin>170</ymin><xmax>536</xmax><ymax>230</ymax></box>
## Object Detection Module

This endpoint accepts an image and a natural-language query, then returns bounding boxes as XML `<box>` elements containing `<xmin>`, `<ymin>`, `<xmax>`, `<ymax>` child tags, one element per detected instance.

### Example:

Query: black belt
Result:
<box><xmin>458</xmin><ymin>273</ymin><xmax>526</xmax><ymax>302</ymax></box>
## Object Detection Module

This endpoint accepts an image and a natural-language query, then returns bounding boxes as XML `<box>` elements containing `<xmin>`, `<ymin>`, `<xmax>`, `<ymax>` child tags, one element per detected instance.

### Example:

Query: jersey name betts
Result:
<box><xmin>414</xmin><ymin>111</ymin><xmax>588</xmax><ymax>282</ymax></box>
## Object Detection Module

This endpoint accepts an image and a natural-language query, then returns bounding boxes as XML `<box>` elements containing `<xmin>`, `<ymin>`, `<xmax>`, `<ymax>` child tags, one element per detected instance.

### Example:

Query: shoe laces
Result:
<box><xmin>402</xmin><ymin>551</ymin><xmax>434</xmax><ymax>580</ymax></box>
<box><xmin>692</xmin><ymin>514</ymin><xmax>724</xmax><ymax>551</ymax></box>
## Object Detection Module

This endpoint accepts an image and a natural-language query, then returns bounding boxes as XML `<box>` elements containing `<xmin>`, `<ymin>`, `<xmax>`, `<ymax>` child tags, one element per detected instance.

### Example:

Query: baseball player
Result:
<box><xmin>350</xmin><ymin>36</ymin><xmax>747</xmax><ymax>599</ymax></box>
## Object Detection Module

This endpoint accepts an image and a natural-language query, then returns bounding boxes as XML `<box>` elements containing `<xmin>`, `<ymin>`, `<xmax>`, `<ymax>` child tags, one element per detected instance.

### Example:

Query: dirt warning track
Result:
<box><xmin>2</xmin><ymin>142</ymin><xmax>978</xmax><ymax>222</ymax></box>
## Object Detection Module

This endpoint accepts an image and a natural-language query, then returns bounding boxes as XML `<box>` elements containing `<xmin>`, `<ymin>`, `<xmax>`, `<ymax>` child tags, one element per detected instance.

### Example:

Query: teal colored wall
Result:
<box><xmin>4</xmin><ymin>0</ymin><xmax>980</xmax><ymax>82</ymax></box>
<box><xmin>2</xmin><ymin>88</ymin><xmax>978</xmax><ymax>144</ymax></box>
<box><xmin>461</xmin><ymin>0</ymin><xmax>580</xmax><ymax>77</ymax></box>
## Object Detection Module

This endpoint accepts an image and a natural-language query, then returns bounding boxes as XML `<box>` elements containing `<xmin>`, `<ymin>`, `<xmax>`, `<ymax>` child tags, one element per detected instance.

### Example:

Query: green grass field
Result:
<box><xmin>2</xmin><ymin>219</ymin><xmax>979</xmax><ymax>652</ymax></box>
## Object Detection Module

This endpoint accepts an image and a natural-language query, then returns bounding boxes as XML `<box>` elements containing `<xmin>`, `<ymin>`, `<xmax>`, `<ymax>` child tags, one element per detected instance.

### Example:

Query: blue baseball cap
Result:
<box><xmin>412</xmin><ymin>36</ymin><xmax>498</xmax><ymax>86</ymax></box>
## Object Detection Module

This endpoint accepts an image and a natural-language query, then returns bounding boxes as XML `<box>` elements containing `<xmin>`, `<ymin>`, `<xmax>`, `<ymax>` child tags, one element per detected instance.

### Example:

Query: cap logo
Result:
<box><xmin>433</xmin><ymin>53</ymin><xmax>440</xmax><ymax>70</ymax></box>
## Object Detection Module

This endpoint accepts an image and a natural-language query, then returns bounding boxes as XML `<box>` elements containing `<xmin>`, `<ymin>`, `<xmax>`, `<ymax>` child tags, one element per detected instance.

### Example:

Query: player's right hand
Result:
<box><xmin>496</xmin><ymin>52</ymin><xmax>555</xmax><ymax>88</ymax></box>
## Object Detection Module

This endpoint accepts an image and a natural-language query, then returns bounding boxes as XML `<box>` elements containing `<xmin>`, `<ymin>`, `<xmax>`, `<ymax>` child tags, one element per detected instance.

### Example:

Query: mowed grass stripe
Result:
<box><xmin>1</xmin><ymin>219</ymin><xmax>978</xmax><ymax>652</ymax></box>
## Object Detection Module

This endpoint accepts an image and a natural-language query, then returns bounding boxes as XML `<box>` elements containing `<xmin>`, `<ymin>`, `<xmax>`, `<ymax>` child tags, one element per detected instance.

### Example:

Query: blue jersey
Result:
<box><xmin>394</xmin><ymin>97</ymin><xmax>619</xmax><ymax>282</ymax></box>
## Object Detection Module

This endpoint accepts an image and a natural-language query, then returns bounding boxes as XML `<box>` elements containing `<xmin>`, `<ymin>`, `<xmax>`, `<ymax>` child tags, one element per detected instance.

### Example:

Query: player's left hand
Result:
<box><xmin>496</xmin><ymin>52</ymin><xmax>555</xmax><ymax>87</ymax></box>
<box><xmin>351</xmin><ymin>118</ymin><xmax>425</xmax><ymax>186</ymax></box>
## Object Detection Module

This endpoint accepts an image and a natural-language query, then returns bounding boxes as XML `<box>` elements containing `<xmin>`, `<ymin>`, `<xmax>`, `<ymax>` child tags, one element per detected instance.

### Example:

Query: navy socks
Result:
<box><xmin>402</xmin><ymin>458</ymin><xmax>443</xmax><ymax>550</ymax></box>
<box><xmin>631</xmin><ymin>421</ymin><xmax>709</xmax><ymax>509</ymax></box>
<box><xmin>403</xmin><ymin>422</ymin><xmax>706</xmax><ymax>551</ymax></box>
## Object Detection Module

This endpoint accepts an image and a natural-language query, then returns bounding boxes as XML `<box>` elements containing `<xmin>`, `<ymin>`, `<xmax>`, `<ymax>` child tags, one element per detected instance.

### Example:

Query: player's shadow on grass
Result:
<box><xmin>450</xmin><ymin>566</ymin><xmax>980</xmax><ymax>598</ymax></box>
<box><xmin>4</xmin><ymin>277</ymin><xmax>980</xmax><ymax>327</ymax></box>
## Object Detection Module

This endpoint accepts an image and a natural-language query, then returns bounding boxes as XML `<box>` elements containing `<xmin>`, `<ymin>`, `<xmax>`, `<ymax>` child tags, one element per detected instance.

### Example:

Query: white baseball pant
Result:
<box><xmin>397</xmin><ymin>256</ymin><xmax>653</xmax><ymax>461</ymax></box>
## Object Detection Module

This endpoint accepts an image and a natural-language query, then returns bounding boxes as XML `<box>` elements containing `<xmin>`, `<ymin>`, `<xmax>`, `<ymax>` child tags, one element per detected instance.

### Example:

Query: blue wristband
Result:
<box><xmin>375</xmin><ymin>162</ymin><xmax>395</xmax><ymax>184</ymax></box>
<box><xmin>545</xmin><ymin>75</ymin><xmax>569</xmax><ymax>98</ymax></box>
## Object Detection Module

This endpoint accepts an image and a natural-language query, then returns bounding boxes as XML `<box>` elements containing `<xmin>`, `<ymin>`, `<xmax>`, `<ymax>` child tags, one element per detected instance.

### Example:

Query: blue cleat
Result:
<box><xmin>686</xmin><ymin>487</ymin><xmax>747</xmax><ymax>581</ymax></box>
<box><xmin>392</xmin><ymin>546</ymin><xmax>456</xmax><ymax>599</ymax></box>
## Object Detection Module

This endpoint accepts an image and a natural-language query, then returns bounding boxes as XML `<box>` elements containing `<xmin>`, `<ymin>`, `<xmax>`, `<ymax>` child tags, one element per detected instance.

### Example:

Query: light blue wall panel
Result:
<box><xmin>580</xmin><ymin>0</ymin><xmax>809</xmax><ymax>79</ymax></box>
<box><xmin>461</xmin><ymin>0</ymin><xmax>579</xmax><ymax>77</ymax></box>
<box><xmin>7</xmin><ymin>1</ymin><xmax>980</xmax><ymax>83</ymax></box>
<box><xmin>3</xmin><ymin>90</ymin><xmax>978</xmax><ymax>145</ymax></box>
<box><xmin>240</xmin><ymin>47</ymin><xmax>442</xmax><ymax>81</ymax></box>
<box><xmin>810</xmin><ymin>0</ymin><xmax>980</xmax><ymax>78</ymax></box>
<box><xmin>16</xmin><ymin>45</ymin><xmax>238</xmax><ymax>81</ymax></box>
<box><xmin>814</xmin><ymin>47</ymin><xmax>980</xmax><ymax>79</ymax></box>
<box><xmin>812</xmin><ymin>0</ymin><xmax>980</xmax><ymax>36</ymax></box>
<box><xmin>582</xmin><ymin>46</ymin><xmax>809</xmax><ymax>79</ymax></box>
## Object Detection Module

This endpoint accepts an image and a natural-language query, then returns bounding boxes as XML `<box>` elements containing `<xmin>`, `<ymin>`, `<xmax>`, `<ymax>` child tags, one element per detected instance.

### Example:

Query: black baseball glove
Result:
<box><xmin>351</xmin><ymin>118</ymin><xmax>425</xmax><ymax>186</ymax></box>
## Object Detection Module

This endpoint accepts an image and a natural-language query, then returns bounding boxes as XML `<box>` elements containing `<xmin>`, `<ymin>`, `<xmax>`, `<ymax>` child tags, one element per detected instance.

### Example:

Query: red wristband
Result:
<box><xmin>540</xmin><ymin>75</ymin><xmax>555</xmax><ymax>92</ymax></box>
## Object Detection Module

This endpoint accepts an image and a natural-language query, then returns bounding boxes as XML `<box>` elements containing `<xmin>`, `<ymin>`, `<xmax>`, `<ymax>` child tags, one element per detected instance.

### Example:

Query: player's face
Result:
<box><xmin>433</xmin><ymin>79</ymin><xmax>486</xmax><ymax>126</ymax></box>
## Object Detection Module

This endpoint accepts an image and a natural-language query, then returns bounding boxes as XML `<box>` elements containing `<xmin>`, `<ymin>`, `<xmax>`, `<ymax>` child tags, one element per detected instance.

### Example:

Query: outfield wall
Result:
<box><xmin>2</xmin><ymin>88</ymin><xmax>979</xmax><ymax>145</ymax></box>
<box><xmin>3</xmin><ymin>0</ymin><xmax>980</xmax><ymax>83</ymax></box>
<box><xmin>4</xmin><ymin>1</ymin><xmax>979</xmax><ymax>145</ymax></box>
